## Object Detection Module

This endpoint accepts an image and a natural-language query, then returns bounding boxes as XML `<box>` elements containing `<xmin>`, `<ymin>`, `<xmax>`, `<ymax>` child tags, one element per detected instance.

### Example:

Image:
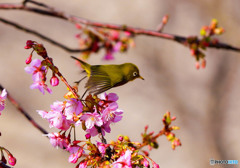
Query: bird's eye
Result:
<box><xmin>133</xmin><ymin>72</ymin><xmax>138</xmax><ymax>77</ymax></box>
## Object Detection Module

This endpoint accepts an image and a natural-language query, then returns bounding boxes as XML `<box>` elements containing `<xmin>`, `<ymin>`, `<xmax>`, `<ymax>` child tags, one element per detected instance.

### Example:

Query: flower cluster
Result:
<box><xmin>38</xmin><ymin>92</ymin><xmax>122</xmax><ymax>137</ymax></box>
<box><xmin>0</xmin><ymin>89</ymin><xmax>7</xmax><ymax>115</ymax></box>
<box><xmin>162</xmin><ymin>111</ymin><xmax>181</xmax><ymax>150</ymax></box>
<box><xmin>42</xmin><ymin>110</ymin><xmax>180</xmax><ymax>167</ymax></box>
<box><xmin>75</xmin><ymin>25</ymin><xmax>135</xmax><ymax>60</ymax></box>
<box><xmin>25</xmin><ymin>59</ymin><xmax>53</xmax><ymax>94</ymax></box>
<box><xmin>141</xmin><ymin>111</ymin><xmax>181</xmax><ymax>150</ymax></box>
<box><xmin>187</xmin><ymin>19</ymin><xmax>224</xmax><ymax>69</ymax></box>
<box><xmin>24</xmin><ymin>41</ymin><xmax>60</xmax><ymax>94</ymax></box>
<box><xmin>38</xmin><ymin>93</ymin><xmax>126</xmax><ymax>167</ymax></box>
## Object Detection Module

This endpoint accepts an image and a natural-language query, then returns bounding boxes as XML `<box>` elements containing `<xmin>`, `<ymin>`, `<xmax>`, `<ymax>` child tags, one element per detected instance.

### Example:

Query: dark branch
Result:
<box><xmin>0</xmin><ymin>18</ymin><xmax>89</xmax><ymax>53</ymax></box>
<box><xmin>0</xmin><ymin>1</ymin><xmax>240</xmax><ymax>52</ymax></box>
<box><xmin>0</xmin><ymin>17</ymin><xmax>90</xmax><ymax>53</ymax></box>
<box><xmin>0</xmin><ymin>84</ymin><xmax>49</xmax><ymax>136</ymax></box>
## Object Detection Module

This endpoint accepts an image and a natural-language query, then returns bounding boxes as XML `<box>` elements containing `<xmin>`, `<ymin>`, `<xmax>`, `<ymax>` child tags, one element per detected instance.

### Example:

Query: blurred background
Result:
<box><xmin>0</xmin><ymin>0</ymin><xmax>240</xmax><ymax>167</ymax></box>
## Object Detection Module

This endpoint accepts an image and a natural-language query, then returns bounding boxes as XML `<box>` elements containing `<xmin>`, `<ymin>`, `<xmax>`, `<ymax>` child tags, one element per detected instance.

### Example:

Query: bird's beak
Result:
<box><xmin>139</xmin><ymin>75</ymin><xmax>144</xmax><ymax>80</ymax></box>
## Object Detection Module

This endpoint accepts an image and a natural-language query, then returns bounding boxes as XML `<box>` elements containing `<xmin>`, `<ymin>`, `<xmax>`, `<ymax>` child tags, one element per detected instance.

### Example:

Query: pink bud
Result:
<box><xmin>118</xmin><ymin>136</ymin><xmax>123</xmax><ymax>141</ymax></box>
<box><xmin>142</xmin><ymin>150</ymin><xmax>149</xmax><ymax>156</ymax></box>
<box><xmin>25</xmin><ymin>54</ymin><xmax>32</xmax><ymax>64</ymax></box>
<box><xmin>195</xmin><ymin>62</ymin><xmax>200</xmax><ymax>70</ymax></box>
<box><xmin>75</xmin><ymin>33</ymin><xmax>81</xmax><ymax>38</ymax></box>
<box><xmin>8</xmin><ymin>155</ymin><xmax>16</xmax><ymax>166</ymax></box>
<box><xmin>162</xmin><ymin>15</ymin><xmax>169</xmax><ymax>24</ymax></box>
<box><xmin>124</xmin><ymin>31</ymin><xmax>131</xmax><ymax>37</ymax></box>
<box><xmin>201</xmin><ymin>59</ymin><xmax>206</xmax><ymax>69</ymax></box>
<box><xmin>171</xmin><ymin>116</ymin><xmax>176</xmax><ymax>121</ymax></box>
<box><xmin>190</xmin><ymin>49</ymin><xmax>196</xmax><ymax>56</ymax></box>
<box><xmin>152</xmin><ymin>161</ymin><xmax>160</xmax><ymax>168</ymax></box>
<box><xmin>144</xmin><ymin>125</ymin><xmax>149</xmax><ymax>131</ymax></box>
<box><xmin>75</xmin><ymin>24</ymin><xmax>82</xmax><ymax>29</ymax></box>
<box><xmin>50</xmin><ymin>75</ymin><xmax>59</xmax><ymax>86</ymax></box>
<box><xmin>24</xmin><ymin>40</ymin><xmax>34</xmax><ymax>49</ymax></box>
<box><xmin>85</xmin><ymin>133</ymin><xmax>91</xmax><ymax>139</ymax></box>
<box><xmin>173</xmin><ymin>139</ymin><xmax>181</xmax><ymax>146</ymax></box>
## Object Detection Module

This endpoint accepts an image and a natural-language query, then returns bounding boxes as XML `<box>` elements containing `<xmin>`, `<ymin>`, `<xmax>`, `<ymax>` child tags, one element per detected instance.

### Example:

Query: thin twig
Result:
<box><xmin>0</xmin><ymin>2</ymin><xmax>239</xmax><ymax>52</ymax></box>
<box><xmin>23</xmin><ymin>0</ymin><xmax>53</xmax><ymax>10</ymax></box>
<box><xmin>0</xmin><ymin>84</ymin><xmax>49</xmax><ymax>136</ymax></box>
<box><xmin>0</xmin><ymin>17</ymin><xmax>90</xmax><ymax>53</ymax></box>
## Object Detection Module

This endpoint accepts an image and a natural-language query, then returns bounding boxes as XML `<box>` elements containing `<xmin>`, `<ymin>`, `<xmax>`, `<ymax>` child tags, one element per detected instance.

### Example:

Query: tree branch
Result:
<box><xmin>0</xmin><ymin>1</ymin><xmax>239</xmax><ymax>53</ymax></box>
<box><xmin>0</xmin><ymin>17</ymin><xmax>90</xmax><ymax>53</ymax></box>
<box><xmin>0</xmin><ymin>84</ymin><xmax>48</xmax><ymax>136</ymax></box>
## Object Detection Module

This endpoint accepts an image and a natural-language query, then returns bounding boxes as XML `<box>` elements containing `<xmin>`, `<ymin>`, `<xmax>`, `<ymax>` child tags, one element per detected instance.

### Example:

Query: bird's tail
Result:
<box><xmin>71</xmin><ymin>56</ymin><xmax>91</xmax><ymax>76</ymax></box>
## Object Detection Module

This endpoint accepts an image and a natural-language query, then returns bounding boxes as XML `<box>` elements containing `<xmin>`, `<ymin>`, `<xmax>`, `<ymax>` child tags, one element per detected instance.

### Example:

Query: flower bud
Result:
<box><xmin>162</xmin><ymin>15</ymin><xmax>169</xmax><ymax>24</ymax></box>
<box><xmin>195</xmin><ymin>62</ymin><xmax>200</xmax><ymax>70</ymax></box>
<box><xmin>142</xmin><ymin>150</ymin><xmax>149</xmax><ymax>156</ymax></box>
<box><xmin>124</xmin><ymin>31</ymin><xmax>131</xmax><ymax>37</ymax></box>
<box><xmin>8</xmin><ymin>155</ymin><xmax>16</xmax><ymax>166</ymax></box>
<box><xmin>210</xmin><ymin>19</ymin><xmax>218</xmax><ymax>29</ymax></box>
<box><xmin>118</xmin><ymin>136</ymin><xmax>123</xmax><ymax>141</ymax></box>
<box><xmin>123</xmin><ymin>136</ymin><xmax>130</xmax><ymax>141</ymax></box>
<box><xmin>75</xmin><ymin>23</ymin><xmax>82</xmax><ymax>29</ymax></box>
<box><xmin>50</xmin><ymin>75</ymin><xmax>59</xmax><ymax>86</ymax></box>
<box><xmin>25</xmin><ymin>54</ymin><xmax>32</xmax><ymax>64</ymax></box>
<box><xmin>24</xmin><ymin>40</ymin><xmax>34</xmax><ymax>49</ymax></box>
<box><xmin>171</xmin><ymin>126</ymin><xmax>180</xmax><ymax>130</ymax></box>
<box><xmin>166</xmin><ymin>132</ymin><xmax>175</xmax><ymax>141</ymax></box>
<box><xmin>201</xmin><ymin>59</ymin><xmax>206</xmax><ymax>68</ymax></box>
<box><xmin>85</xmin><ymin>133</ymin><xmax>91</xmax><ymax>139</ymax></box>
<box><xmin>214</xmin><ymin>28</ymin><xmax>224</xmax><ymax>35</ymax></box>
<box><xmin>190</xmin><ymin>49</ymin><xmax>196</xmax><ymax>56</ymax></box>
<box><xmin>144</xmin><ymin>125</ymin><xmax>149</xmax><ymax>132</ymax></box>
<box><xmin>152</xmin><ymin>161</ymin><xmax>160</xmax><ymax>168</ymax></box>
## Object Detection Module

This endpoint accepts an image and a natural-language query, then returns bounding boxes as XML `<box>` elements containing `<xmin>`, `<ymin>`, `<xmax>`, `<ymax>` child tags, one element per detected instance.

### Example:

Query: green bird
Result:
<box><xmin>71</xmin><ymin>56</ymin><xmax>144</xmax><ymax>95</ymax></box>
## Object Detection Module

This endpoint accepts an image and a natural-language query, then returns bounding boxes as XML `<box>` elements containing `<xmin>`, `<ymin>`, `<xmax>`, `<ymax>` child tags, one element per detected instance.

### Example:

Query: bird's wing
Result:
<box><xmin>85</xmin><ymin>69</ymin><xmax>113</xmax><ymax>95</ymax></box>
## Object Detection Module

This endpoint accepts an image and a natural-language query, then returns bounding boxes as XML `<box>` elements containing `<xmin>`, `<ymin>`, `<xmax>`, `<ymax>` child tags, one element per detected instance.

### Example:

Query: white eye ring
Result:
<box><xmin>133</xmin><ymin>72</ymin><xmax>138</xmax><ymax>77</ymax></box>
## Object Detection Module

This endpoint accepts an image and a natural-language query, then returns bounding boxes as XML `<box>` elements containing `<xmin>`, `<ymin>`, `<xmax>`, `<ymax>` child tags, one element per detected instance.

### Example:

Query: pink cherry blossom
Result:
<box><xmin>65</xmin><ymin>98</ymin><xmax>83</xmax><ymax>121</ymax></box>
<box><xmin>112</xmin><ymin>150</ymin><xmax>132</xmax><ymax>168</ymax></box>
<box><xmin>102</xmin><ymin>102</ymin><xmax>123</xmax><ymax>123</ymax></box>
<box><xmin>25</xmin><ymin>59</ymin><xmax>52</xmax><ymax>94</ymax></box>
<box><xmin>47</xmin><ymin>132</ymin><xmax>69</xmax><ymax>149</ymax></box>
<box><xmin>85</xmin><ymin>126</ymin><xmax>99</xmax><ymax>136</ymax></box>
<box><xmin>80</xmin><ymin>111</ymin><xmax>103</xmax><ymax>129</ymax></box>
<box><xmin>100</xmin><ymin>92</ymin><xmax>119</xmax><ymax>102</ymax></box>
<box><xmin>68</xmin><ymin>145</ymin><xmax>84</xmax><ymax>163</ymax></box>
<box><xmin>79</xmin><ymin>161</ymin><xmax>87</xmax><ymax>168</ymax></box>
<box><xmin>37</xmin><ymin>101</ymin><xmax>71</xmax><ymax>130</ymax></box>
<box><xmin>96</xmin><ymin>141</ymin><xmax>109</xmax><ymax>155</ymax></box>
<box><xmin>30</xmin><ymin>81</ymin><xmax>52</xmax><ymax>94</ymax></box>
